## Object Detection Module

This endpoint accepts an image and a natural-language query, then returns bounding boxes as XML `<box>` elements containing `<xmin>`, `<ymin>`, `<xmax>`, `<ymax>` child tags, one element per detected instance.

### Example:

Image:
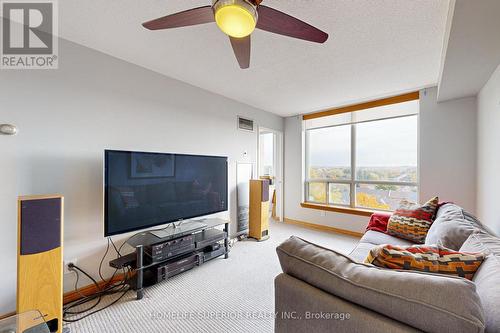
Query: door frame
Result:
<box><xmin>257</xmin><ymin>126</ymin><xmax>284</xmax><ymax>222</ymax></box>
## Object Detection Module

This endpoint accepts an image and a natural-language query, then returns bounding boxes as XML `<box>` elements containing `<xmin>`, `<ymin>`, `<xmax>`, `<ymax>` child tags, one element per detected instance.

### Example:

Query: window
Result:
<box><xmin>259</xmin><ymin>132</ymin><xmax>275</xmax><ymax>176</ymax></box>
<box><xmin>304</xmin><ymin>94</ymin><xmax>419</xmax><ymax>211</ymax></box>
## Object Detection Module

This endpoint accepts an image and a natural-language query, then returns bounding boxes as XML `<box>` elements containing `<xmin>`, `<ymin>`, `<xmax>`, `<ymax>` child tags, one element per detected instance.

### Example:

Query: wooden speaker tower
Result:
<box><xmin>249</xmin><ymin>179</ymin><xmax>270</xmax><ymax>241</ymax></box>
<box><xmin>17</xmin><ymin>195</ymin><xmax>64</xmax><ymax>333</ymax></box>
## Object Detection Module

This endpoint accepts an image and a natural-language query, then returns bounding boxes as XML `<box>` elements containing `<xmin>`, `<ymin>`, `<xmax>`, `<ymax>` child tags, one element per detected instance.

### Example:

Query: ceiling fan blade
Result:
<box><xmin>256</xmin><ymin>6</ymin><xmax>329</xmax><ymax>43</ymax></box>
<box><xmin>142</xmin><ymin>6</ymin><xmax>214</xmax><ymax>30</ymax></box>
<box><xmin>229</xmin><ymin>36</ymin><xmax>251</xmax><ymax>69</ymax></box>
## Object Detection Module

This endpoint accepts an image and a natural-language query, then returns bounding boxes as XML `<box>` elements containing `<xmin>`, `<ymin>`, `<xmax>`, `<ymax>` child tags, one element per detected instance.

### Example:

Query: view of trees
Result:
<box><xmin>309</xmin><ymin>167</ymin><xmax>351</xmax><ymax>180</ymax></box>
<box><xmin>355</xmin><ymin>192</ymin><xmax>390</xmax><ymax>210</ymax></box>
<box><xmin>329</xmin><ymin>183</ymin><xmax>350</xmax><ymax>205</ymax></box>
<box><xmin>309</xmin><ymin>166</ymin><xmax>417</xmax><ymax>183</ymax></box>
<box><xmin>308</xmin><ymin>182</ymin><xmax>326</xmax><ymax>203</ymax></box>
<box><xmin>307</xmin><ymin>166</ymin><xmax>418</xmax><ymax>210</ymax></box>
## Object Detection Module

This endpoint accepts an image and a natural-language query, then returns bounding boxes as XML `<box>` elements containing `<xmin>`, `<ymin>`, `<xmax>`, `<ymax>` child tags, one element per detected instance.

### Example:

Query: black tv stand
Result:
<box><xmin>109</xmin><ymin>218</ymin><xmax>230</xmax><ymax>300</ymax></box>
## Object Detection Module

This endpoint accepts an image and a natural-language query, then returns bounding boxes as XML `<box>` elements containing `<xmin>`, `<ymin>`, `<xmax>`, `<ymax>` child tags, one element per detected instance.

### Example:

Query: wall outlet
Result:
<box><xmin>321</xmin><ymin>211</ymin><xmax>327</xmax><ymax>217</ymax></box>
<box><xmin>64</xmin><ymin>258</ymin><xmax>77</xmax><ymax>274</ymax></box>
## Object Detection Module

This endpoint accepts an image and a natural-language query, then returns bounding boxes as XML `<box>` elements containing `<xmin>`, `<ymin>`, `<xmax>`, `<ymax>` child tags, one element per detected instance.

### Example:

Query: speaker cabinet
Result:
<box><xmin>17</xmin><ymin>195</ymin><xmax>63</xmax><ymax>333</ymax></box>
<box><xmin>249</xmin><ymin>179</ymin><xmax>270</xmax><ymax>241</ymax></box>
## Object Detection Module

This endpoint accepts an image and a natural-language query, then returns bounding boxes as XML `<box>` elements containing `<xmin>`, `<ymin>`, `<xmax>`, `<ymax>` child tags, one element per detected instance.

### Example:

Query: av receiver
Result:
<box><xmin>144</xmin><ymin>234</ymin><xmax>195</xmax><ymax>263</ymax></box>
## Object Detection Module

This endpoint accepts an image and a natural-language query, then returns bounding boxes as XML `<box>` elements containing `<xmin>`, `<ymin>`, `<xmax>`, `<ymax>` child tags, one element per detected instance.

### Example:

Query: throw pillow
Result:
<box><xmin>365</xmin><ymin>244</ymin><xmax>485</xmax><ymax>280</ymax></box>
<box><xmin>387</xmin><ymin>196</ymin><xmax>439</xmax><ymax>243</ymax></box>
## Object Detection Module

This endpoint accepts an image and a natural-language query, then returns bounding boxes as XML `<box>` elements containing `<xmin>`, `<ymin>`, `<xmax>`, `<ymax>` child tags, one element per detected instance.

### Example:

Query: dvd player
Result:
<box><xmin>156</xmin><ymin>253</ymin><xmax>198</xmax><ymax>282</ymax></box>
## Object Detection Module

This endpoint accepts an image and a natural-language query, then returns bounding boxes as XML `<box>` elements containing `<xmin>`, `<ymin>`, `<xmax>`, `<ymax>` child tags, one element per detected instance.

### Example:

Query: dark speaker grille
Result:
<box><xmin>20</xmin><ymin>198</ymin><xmax>61</xmax><ymax>255</ymax></box>
<box><xmin>262</xmin><ymin>180</ymin><xmax>269</xmax><ymax>202</ymax></box>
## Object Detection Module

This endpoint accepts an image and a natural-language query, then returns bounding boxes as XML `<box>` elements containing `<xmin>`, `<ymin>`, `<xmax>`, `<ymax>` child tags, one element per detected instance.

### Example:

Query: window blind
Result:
<box><xmin>304</xmin><ymin>99</ymin><xmax>419</xmax><ymax>130</ymax></box>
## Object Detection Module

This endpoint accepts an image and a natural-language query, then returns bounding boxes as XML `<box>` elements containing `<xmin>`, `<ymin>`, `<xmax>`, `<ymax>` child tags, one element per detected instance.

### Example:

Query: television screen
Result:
<box><xmin>104</xmin><ymin>150</ymin><xmax>228</xmax><ymax>236</ymax></box>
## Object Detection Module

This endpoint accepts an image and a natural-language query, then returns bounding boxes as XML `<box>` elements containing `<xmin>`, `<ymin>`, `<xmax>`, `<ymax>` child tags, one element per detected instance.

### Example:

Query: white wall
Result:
<box><xmin>419</xmin><ymin>87</ymin><xmax>477</xmax><ymax>212</ymax></box>
<box><xmin>477</xmin><ymin>65</ymin><xmax>500</xmax><ymax>235</ymax></box>
<box><xmin>284</xmin><ymin>87</ymin><xmax>477</xmax><ymax>232</ymax></box>
<box><xmin>0</xmin><ymin>39</ymin><xmax>283</xmax><ymax>314</ymax></box>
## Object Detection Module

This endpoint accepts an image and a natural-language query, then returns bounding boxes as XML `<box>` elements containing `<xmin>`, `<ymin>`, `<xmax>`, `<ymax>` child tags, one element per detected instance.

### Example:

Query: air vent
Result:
<box><xmin>238</xmin><ymin>116</ymin><xmax>254</xmax><ymax>132</ymax></box>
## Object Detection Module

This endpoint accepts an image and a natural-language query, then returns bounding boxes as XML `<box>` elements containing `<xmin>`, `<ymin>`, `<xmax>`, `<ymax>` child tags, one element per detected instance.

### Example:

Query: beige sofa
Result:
<box><xmin>274</xmin><ymin>204</ymin><xmax>500</xmax><ymax>333</ymax></box>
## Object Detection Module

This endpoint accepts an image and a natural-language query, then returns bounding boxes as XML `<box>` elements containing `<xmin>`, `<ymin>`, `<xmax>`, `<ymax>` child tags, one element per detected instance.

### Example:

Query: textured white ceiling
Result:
<box><xmin>59</xmin><ymin>0</ymin><xmax>450</xmax><ymax>116</ymax></box>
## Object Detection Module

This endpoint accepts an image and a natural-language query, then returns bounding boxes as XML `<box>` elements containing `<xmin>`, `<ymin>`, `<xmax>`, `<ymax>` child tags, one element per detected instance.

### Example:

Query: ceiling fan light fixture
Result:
<box><xmin>214</xmin><ymin>0</ymin><xmax>257</xmax><ymax>38</ymax></box>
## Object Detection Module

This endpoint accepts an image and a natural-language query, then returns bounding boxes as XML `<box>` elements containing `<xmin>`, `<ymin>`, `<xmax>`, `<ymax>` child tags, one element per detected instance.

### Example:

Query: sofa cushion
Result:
<box><xmin>461</xmin><ymin>231</ymin><xmax>500</xmax><ymax>254</ymax></box>
<box><xmin>462</xmin><ymin>210</ymin><xmax>498</xmax><ymax>237</ymax></box>
<box><xmin>387</xmin><ymin>196</ymin><xmax>439</xmax><ymax>243</ymax></box>
<box><xmin>460</xmin><ymin>232</ymin><xmax>500</xmax><ymax>333</ymax></box>
<box><xmin>277</xmin><ymin>236</ymin><xmax>485</xmax><ymax>333</ymax></box>
<box><xmin>426</xmin><ymin>204</ymin><xmax>482</xmax><ymax>250</ymax></box>
<box><xmin>365</xmin><ymin>244</ymin><xmax>485</xmax><ymax>280</ymax></box>
<box><xmin>275</xmin><ymin>273</ymin><xmax>422</xmax><ymax>333</ymax></box>
<box><xmin>350</xmin><ymin>231</ymin><xmax>415</xmax><ymax>262</ymax></box>
<box><xmin>361</xmin><ymin>230</ymin><xmax>415</xmax><ymax>246</ymax></box>
<box><xmin>348</xmin><ymin>242</ymin><xmax>375</xmax><ymax>262</ymax></box>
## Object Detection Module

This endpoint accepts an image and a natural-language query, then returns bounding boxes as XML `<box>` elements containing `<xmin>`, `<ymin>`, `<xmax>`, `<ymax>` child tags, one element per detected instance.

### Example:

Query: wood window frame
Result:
<box><xmin>302</xmin><ymin>91</ymin><xmax>420</xmax><ymax>216</ymax></box>
<box><xmin>302</xmin><ymin>91</ymin><xmax>419</xmax><ymax>120</ymax></box>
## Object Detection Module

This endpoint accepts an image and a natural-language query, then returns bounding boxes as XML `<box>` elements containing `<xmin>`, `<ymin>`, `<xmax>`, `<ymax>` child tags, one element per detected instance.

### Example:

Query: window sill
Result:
<box><xmin>300</xmin><ymin>202</ymin><xmax>390</xmax><ymax>217</ymax></box>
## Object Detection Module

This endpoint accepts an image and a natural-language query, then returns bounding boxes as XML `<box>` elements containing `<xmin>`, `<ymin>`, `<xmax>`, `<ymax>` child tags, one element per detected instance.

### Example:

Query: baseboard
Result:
<box><xmin>0</xmin><ymin>311</ymin><xmax>15</xmax><ymax>320</ymax></box>
<box><xmin>283</xmin><ymin>218</ymin><xmax>364</xmax><ymax>238</ymax></box>
<box><xmin>63</xmin><ymin>273</ymin><xmax>129</xmax><ymax>304</ymax></box>
<box><xmin>0</xmin><ymin>273</ymin><xmax>130</xmax><ymax>320</ymax></box>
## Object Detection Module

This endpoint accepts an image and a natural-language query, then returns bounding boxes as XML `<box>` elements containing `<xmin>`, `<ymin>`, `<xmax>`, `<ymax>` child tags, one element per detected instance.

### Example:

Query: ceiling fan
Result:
<box><xmin>142</xmin><ymin>0</ymin><xmax>329</xmax><ymax>69</ymax></box>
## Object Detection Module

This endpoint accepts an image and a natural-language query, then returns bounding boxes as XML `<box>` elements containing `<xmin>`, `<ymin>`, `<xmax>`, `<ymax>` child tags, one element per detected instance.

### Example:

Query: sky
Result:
<box><xmin>307</xmin><ymin>116</ymin><xmax>418</xmax><ymax>167</ymax></box>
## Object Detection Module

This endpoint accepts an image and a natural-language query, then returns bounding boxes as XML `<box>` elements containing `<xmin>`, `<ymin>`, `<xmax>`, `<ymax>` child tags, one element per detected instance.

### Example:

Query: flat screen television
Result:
<box><xmin>104</xmin><ymin>150</ymin><xmax>228</xmax><ymax>236</ymax></box>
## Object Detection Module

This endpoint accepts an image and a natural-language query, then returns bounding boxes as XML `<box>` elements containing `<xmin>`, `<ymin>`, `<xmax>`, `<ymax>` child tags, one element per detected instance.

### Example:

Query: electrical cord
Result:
<box><xmin>66</xmin><ymin>265</ymin><xmax>129</xmax><ymax>308</ymax></box>
<box><xmin>63</xmin><ymin>264</ymin><xmax>104</xmax><ymax>318</ymax></box>
<box><xmin>98</xmin><ymin>237</ymin><xmax>123</xmax><ymax>290</ymax></box>
<box><xmin>98</xmin><ymin>238</ymin><xmax>111</xmax><ymax>282</ymax></box>
<box><xmin>63</xmin><ymin>226</ymin><xmax>175</xmax><ymax>323</ymax></box>
<box><xmin>63</xmin><ymin>265</ymin><xmax>131</xmax><ymax>323</ymax></box>
<box><xmin>63</xmin><ymin>236</ymin><xmax>133</xmax><ymax>323</ymax></box>
<box><xmin>64</xmin><ymin>281</ymin><xmax>128</xmax><ymax>315</ymax></box>
<box><xmin>71</xmin><ymin>267</ymin><xmax>94</xmax><ymax>301</ymax></box>
<box><xmin>63</xmin><ymin>285</ymin><xmax>130</xmax><ymax>322</ymax></box>
<box><xmin>70</xmin><ymin>264</ymin><xmax>100</xmax><ymax>292</ymax></box>
<box><xmin>64</xmin><ymin>280</ymin><xmax>127</xmax><ymax>315</ymax></box>
<box><xmin>109</xmin><ymin>237</ymin><xmax>120</xmax><ymax>257</ymax></box>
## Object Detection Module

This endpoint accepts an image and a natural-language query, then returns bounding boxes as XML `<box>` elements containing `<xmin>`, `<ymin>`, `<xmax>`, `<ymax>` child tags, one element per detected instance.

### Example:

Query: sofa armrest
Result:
<box><xmin>276</xmin><ymin>236</ymin><xmax>485</xmax><ymax>333</ymax></box>
<box><xmin>275</xmin><ymin>273</ymin><xmax>420</xmax><ymax>333</ymax></box>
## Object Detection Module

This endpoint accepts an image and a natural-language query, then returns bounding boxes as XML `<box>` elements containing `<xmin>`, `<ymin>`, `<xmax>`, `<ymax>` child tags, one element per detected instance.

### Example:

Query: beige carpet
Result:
<box><xmin>65</xmin><ymin>220</ymin><xmax>359</xmax><ymax>333</ymax></box>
